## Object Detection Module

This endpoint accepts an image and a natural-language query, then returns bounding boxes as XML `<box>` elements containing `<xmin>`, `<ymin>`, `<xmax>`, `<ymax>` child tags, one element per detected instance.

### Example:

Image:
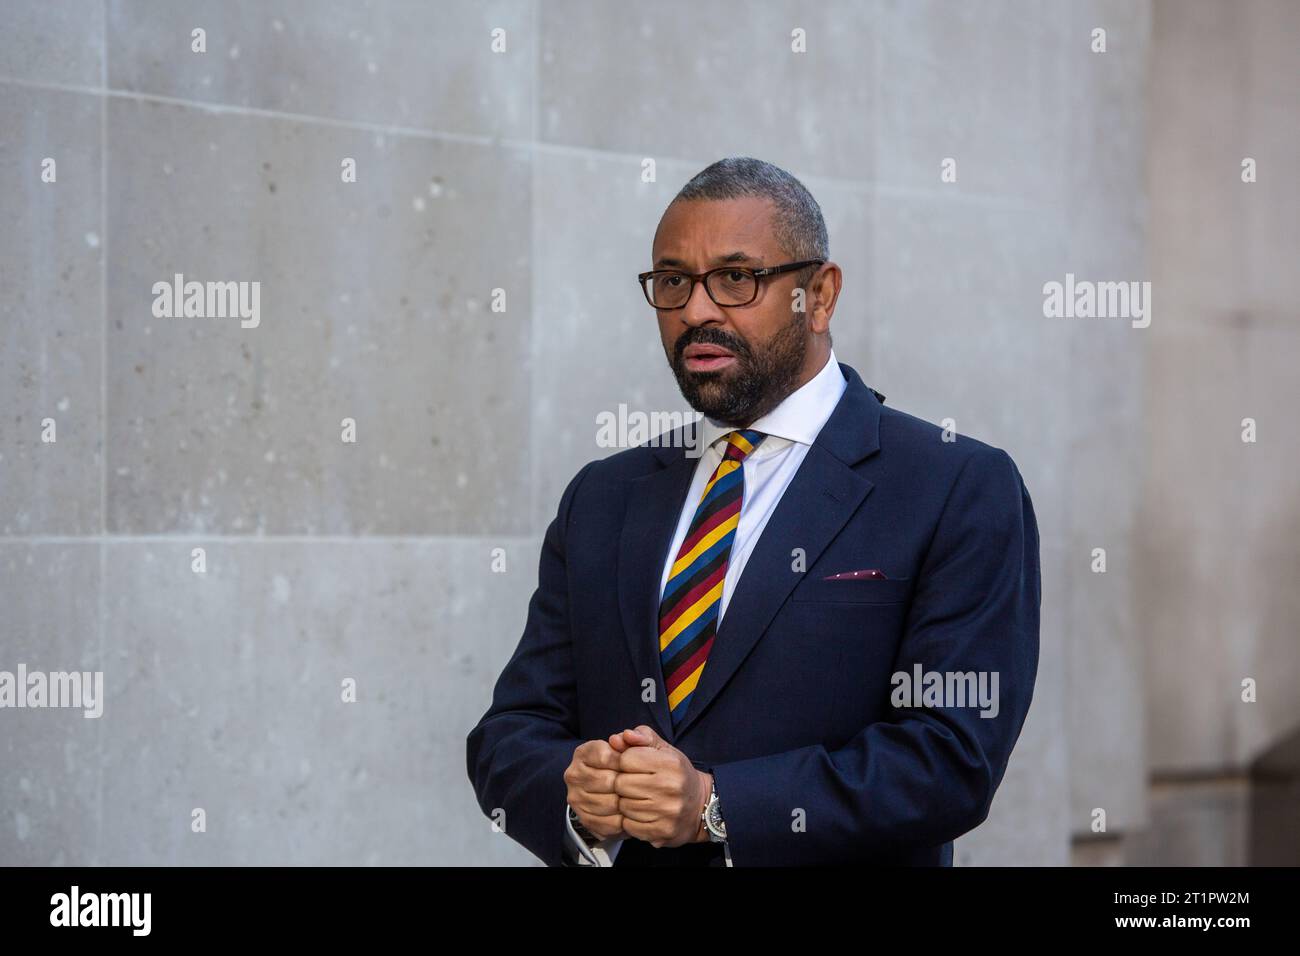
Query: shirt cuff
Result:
<box><xmin>564</xmin><ymin>805</ymin><xmax>623</xmax><ymax>866</ymax></box>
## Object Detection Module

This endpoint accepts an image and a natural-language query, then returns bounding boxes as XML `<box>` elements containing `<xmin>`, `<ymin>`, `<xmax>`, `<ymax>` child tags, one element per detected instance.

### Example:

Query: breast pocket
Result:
<box><xmin>780</xmin><ymin>580</ymin><xmax>909</xmax><ymax>738</ymax></box>
<box><xmin>789</xmin><ymin>575</ymin><xmax>913</xmax><ymax>605</ymax></box>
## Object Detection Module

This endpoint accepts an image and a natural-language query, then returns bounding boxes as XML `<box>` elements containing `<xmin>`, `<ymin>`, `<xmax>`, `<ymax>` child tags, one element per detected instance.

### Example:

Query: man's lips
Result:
<box><xmin>682</xmin><ymin>343</ymin><xmax>737</xmax><ymax>372</ymax></box>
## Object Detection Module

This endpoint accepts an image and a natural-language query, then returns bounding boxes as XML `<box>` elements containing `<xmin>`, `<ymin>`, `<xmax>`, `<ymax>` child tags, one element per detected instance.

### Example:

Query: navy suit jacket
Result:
<box><xmin>466</xmin><ymin>362</ymin><xmax>1041</xmax><ymax>866</ymax></box>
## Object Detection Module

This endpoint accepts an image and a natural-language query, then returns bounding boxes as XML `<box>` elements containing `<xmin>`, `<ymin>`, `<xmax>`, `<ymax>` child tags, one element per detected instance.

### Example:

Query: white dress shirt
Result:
<box><xmin>565</xmin><ymin>350</ymin><xmax>849</xmax><ymax>866</ymax></box>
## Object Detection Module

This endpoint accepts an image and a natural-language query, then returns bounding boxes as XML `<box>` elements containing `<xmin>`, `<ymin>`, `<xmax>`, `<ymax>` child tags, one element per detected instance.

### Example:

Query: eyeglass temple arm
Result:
<box><xmin>751</xmin><ymin>259</ymin><xmax>825</xmax><ymax>278</ymax></box>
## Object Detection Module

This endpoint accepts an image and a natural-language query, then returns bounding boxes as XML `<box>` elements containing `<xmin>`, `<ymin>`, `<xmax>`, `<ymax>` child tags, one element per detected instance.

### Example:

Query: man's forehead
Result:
<box><xmin>652</xmin><ymin>196</ymin><xmax>779</xmax><ymax>263</ymax></box>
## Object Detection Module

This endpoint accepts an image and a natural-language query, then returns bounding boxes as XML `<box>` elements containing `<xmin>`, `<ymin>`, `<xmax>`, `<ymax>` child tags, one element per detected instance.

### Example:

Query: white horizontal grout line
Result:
<box><xmin>0</xmin><ymin>74</ymin><xmax>500</xmax><ymax>147</ymax></box>
<box><xmin>0</xmin><ymin>74</ymin><xmax>1056</xmax><ymax>211</ymax></box>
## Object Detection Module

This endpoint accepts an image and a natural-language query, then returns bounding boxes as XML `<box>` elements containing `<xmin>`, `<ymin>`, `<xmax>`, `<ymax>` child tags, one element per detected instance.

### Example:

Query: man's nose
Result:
<box><xmin>679</xmin><ymin>278</ymin><xmax>726</xmax><ymax>327</ymax></box>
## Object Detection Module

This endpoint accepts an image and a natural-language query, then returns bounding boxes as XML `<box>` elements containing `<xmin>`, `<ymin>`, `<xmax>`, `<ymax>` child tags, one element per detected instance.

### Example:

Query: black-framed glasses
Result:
<box><xmin>637</xmin><ymin>259</ymin><xmax>825</xmax><ymax>309</ymax></box>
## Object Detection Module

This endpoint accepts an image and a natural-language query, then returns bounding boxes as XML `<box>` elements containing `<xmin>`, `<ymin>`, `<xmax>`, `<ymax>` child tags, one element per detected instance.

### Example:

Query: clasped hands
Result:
<box><xmin>564</xmin><ymin>724</ymin><xmax>713</xmax><ymax>848</ymax></box>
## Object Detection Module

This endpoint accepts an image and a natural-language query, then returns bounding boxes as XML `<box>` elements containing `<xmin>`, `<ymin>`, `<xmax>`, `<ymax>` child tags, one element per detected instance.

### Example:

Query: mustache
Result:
<box><xmin>673</xmin><ymin>329</ymin><xmax>750</xmax><ymax>364</ymax></box>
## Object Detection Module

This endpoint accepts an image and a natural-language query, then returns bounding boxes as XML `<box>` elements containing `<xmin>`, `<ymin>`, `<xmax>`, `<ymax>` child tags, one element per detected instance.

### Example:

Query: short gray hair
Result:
<box><xmin>671</xmin><ymin>157</ymin><xmax>828</xmax><ymax>287</ymax></box>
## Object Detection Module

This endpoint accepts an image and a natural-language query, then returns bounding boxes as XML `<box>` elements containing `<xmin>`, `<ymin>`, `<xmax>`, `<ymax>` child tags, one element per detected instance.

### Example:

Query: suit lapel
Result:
<box><xmin>615</xmin><ymin>363</ymin><xmax>886</xmax><ymax>742</ymax></box>
<box><xmin>670</xmin><ymin>448</ymin><xmax>872</xmax><ymax>738</ymax></box>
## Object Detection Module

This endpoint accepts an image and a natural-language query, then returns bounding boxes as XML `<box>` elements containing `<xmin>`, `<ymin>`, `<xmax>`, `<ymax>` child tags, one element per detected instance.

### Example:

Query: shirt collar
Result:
<box><xmin>698</xmin><ymin>348</ymin><xmax>848</xmax><ymax>457</ymax></box>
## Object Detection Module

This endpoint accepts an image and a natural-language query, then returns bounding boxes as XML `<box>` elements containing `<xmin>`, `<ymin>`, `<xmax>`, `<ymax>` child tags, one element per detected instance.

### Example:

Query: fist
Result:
<box><xmin>563</xmin><ymin>738</ymin><xmax>628</xmax><ymax>841</ymax></box>
<box><xmin>611</xmin><ymin>725</ymin><xmax>712</xmax><ymax>848</ymax></box>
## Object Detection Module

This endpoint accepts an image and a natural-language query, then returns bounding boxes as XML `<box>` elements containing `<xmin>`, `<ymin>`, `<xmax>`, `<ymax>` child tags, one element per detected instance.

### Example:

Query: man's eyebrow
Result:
<box><xmin>653</xmin><ymin>251</ymin><xmax>758</xmax><ymax>269</ymax></box>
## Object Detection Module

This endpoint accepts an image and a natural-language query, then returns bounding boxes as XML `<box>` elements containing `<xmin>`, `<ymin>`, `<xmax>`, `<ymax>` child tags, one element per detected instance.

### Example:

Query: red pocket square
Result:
<box><xmin>822</xmin><ymin>569</ymin><xmax>889</xmax><ymax>581</ymax></box>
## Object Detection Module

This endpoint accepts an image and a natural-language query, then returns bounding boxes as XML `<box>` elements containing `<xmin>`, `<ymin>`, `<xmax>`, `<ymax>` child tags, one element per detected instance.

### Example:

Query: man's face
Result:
<box><xmin>650</xmin><ymin>197</ymin><xmax>816</xmax><ymax>427</ymax></box>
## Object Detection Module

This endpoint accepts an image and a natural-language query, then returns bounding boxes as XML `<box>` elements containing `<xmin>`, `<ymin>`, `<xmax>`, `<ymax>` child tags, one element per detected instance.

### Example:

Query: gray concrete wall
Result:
<box><xmin>1129</xmin><ymin>0</ymin><xmax>1300</xmax><ymax>865</ymax></box>
<box><xmin>0</xmin><ymin>1</ymin><xmax>1172</xmax><ymax>865</ymax></box>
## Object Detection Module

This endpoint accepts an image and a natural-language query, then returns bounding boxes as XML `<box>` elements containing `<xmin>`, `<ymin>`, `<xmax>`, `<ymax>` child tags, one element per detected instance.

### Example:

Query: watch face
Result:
<box><xmin>706</xmin><ymin>799</ymin><xmax>726</xmax><ymax>839</ymax></box>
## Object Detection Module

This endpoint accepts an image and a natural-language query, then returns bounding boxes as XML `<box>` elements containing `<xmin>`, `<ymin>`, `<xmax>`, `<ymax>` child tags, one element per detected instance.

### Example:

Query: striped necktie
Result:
<box><xmin>658</xmin><ymin>428</ymin><xmax>766</xmax><ymax>728</ymax></box>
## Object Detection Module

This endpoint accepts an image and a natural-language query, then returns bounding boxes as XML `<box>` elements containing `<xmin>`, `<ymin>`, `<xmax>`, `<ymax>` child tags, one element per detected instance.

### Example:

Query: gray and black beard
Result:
<box><xmin>669</xmin><ymin>310</ymin><xmax>809</xmax><ymax>427</ymax></box>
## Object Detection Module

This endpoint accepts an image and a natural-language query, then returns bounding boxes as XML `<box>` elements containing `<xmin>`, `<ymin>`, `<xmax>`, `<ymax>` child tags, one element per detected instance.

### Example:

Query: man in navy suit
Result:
<box><xmin>466</xmin><ymin>157</ymin><xmax>1040</xmax><ymax>867</ymax></box>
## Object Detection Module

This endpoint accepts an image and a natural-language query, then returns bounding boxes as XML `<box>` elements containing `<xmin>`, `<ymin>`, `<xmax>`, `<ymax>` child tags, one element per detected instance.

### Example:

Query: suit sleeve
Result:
<box><xmin>709</xmin><ymin>446</ymin><xmax>1041</xmax><ymax>865</ymax></box>
<box><xmin>465</xmin><ymin>461</ymin><xmax>596</xmax><ymax>867</ymax></box>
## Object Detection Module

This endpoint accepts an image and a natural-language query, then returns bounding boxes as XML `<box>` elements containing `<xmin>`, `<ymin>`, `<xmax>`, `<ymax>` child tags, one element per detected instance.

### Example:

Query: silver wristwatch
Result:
<box><xmin>568</xmin><ymin>803</ymin><xmax>599</xmax><ymax>844</ymax></box>
<box><xmin>701</xmin><ymin>779</ymin><xmax>726</xmax><ymax>842</ymax></box>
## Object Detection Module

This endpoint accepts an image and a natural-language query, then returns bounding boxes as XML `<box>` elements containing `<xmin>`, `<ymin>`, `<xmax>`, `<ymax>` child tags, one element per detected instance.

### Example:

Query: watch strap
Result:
<box><xmin>568</xmin><ymin>804</ymin><xmax>601</xmax><ymax>844</ymax></box>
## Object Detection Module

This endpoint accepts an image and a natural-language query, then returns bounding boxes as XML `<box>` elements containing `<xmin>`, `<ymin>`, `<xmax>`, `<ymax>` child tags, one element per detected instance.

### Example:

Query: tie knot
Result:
<box><xmin>722</xmin><ymin>429</ymin><xmax>765</xmax><ymax>462</ymax></box>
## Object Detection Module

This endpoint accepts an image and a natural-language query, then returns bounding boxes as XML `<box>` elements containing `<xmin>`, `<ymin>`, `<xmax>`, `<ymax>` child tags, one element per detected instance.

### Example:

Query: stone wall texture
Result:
<box><xmin>1</xmin><ymin>0</ymin><xmax>1294</xmax><ymax>866</ymax></box>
